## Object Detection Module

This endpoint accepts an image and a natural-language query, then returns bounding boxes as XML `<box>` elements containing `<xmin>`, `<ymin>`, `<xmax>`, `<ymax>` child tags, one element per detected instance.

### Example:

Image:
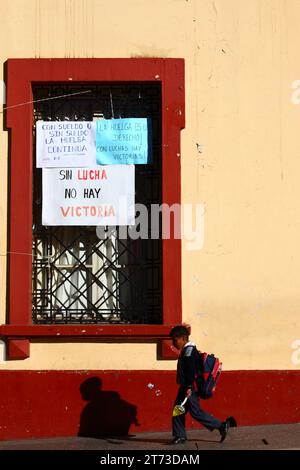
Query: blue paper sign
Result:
<box><xmin>96</xmin><ymin>118</ymin><xmax>149</xmax><ymax>165</ymax></box>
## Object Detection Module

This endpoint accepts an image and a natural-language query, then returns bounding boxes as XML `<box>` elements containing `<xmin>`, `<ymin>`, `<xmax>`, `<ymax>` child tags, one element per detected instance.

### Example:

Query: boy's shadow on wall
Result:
<box><xmin>78</xmin><ymin>377</ymin><xmax>139</xmax><ymax>438</ymax></box>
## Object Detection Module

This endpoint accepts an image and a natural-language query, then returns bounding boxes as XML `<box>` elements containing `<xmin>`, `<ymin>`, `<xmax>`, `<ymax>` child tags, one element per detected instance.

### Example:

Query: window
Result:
<box><xmin>1</xmin><ymin>59</ymin><xmax>184</xmax><ymax>358</ymax></box>
<box><xmin>32</xmin><ymin>83</ymin><xmax>162</xmax><ymax>325</ymax></box>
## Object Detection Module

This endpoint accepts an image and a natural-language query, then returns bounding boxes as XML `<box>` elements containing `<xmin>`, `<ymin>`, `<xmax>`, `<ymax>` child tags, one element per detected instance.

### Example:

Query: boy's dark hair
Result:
<box><xmin>169</xmin><ymin>325</ymin><xmax>190</xmax><ymax>339</ymax></box>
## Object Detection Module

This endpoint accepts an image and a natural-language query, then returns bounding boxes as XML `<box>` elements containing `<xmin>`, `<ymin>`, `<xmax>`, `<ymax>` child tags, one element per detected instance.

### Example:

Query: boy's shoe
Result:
<box><xmin>219</xmin><ymin>416</ymin><xmax>237</xmax><ymax>443</ymax></box>
<box><xmin>227</xmin><ymin>416</ymin><xmax>237</xmax><ymax>427</ymax></box>
<box><xmin>219</xmin><ymin>420</ymin><xmax>229</xmax><ymax>442</ymax></box>
<box><xmin>169</xmin><ymin>437</ymin><xmax>187</xmax><ymax>445</ymax></box>
<box><xmin>219</xmin><ymin>418</ymin><xmax>230</xmax><ymax>443</ymax></box>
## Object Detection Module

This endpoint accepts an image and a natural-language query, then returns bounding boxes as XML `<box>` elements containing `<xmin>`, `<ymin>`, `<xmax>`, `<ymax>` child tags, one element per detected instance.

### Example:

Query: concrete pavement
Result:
<box><xmin>0</xmin><ymin>423</ymin><xmax>299</xmax><ymax>450</ymax></box>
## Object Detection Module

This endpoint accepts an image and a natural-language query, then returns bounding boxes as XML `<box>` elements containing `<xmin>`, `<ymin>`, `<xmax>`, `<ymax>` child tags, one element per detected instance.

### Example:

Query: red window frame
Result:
<box><xmin>0</xmin><ymin>58</ymin><xmax>185</xmax><ymax>359</ymax></box>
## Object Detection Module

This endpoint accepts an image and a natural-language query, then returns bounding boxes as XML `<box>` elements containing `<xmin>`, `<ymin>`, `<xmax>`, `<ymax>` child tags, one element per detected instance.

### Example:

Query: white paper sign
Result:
<box><xmin>36</xmin><ymin>121</ymin><xmax>96</xmax><ymax>168</ymax></box>
<box><xmin>42</xmin><ymin>166</ymin><xmax>135</xmax><ymax>226</ymax></box>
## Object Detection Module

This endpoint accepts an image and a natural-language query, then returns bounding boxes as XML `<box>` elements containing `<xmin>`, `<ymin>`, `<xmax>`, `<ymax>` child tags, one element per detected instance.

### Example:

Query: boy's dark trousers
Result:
<box><xmin>172</xmin><ymin>386</ymin><xmax>222</xmax><ymax>439</ymax></box>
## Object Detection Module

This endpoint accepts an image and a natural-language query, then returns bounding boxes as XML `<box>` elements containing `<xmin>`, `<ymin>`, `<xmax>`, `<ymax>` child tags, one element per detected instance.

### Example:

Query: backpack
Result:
<box><xmin>194</xmin><ymin>351</ymin><xmax>222</xmax><ymax>399</ymax></box>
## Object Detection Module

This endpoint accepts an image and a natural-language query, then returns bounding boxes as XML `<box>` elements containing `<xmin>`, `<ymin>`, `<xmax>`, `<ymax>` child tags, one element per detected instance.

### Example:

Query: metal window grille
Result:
<box><xmin>32</xmin><ymin>84</ymin><xmax>162</xmax><ymax>324</ymax></box>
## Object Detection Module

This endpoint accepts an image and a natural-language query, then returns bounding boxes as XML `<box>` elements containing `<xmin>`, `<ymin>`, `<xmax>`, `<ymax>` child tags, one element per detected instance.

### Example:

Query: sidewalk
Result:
<box><xmin>0</xmin><ymin>423</ymin><xmax>299</xmax><ymax>450</ymax></box>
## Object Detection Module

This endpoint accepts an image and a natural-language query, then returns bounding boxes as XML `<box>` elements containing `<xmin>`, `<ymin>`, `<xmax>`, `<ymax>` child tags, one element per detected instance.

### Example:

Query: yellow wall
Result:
<box><xmin>1</xmin><ymin>0</ymin><xmax>300</xmax><ymax>370</ymax></box>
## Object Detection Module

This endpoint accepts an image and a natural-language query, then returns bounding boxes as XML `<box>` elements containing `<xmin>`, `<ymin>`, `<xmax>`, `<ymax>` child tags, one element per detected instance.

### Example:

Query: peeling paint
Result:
<box><xmin>196</xmin><ymin>143</ymin><xmax>203</xmax><ymax>154</ymax></box>
<box><xmin>195</xmin><ymin>312</ymin><xmax>208</xmax><ymax>318</ymax></box>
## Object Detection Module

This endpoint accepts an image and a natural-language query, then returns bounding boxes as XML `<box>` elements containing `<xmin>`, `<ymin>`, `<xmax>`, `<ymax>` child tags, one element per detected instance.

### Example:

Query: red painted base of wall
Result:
<box><xmin>0</xmin><ymin>370</ymin><xmax>299</xmax><ymax>441</ymax></box>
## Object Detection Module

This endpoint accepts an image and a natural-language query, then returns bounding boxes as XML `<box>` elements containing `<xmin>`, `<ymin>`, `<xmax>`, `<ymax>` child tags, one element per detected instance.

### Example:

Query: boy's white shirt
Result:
<box><xmin>183</xmin><ymin>341</ymin><xmax>196</xmax><ymax>349</ymax></box>
<box><xmin>181</xmin><ymin>341</ymin><xmax>196</xmax><ymax>357</ymax></box>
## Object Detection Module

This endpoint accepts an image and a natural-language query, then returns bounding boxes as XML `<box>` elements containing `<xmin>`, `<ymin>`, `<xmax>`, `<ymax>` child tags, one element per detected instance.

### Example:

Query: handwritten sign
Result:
<box><xmin>36</xmin><ymin>121</ymin><xmax>96</xmax><ymax>168</ymax></box>
<box><xmin>96</xmin><ymin>118</ymin><xmax>148</xmax><ymax>165</ymax></box>
<box><xmin>42</xmin><ymin>165</ymin><xmax>135</xmax><ymax>226</ymax></box>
